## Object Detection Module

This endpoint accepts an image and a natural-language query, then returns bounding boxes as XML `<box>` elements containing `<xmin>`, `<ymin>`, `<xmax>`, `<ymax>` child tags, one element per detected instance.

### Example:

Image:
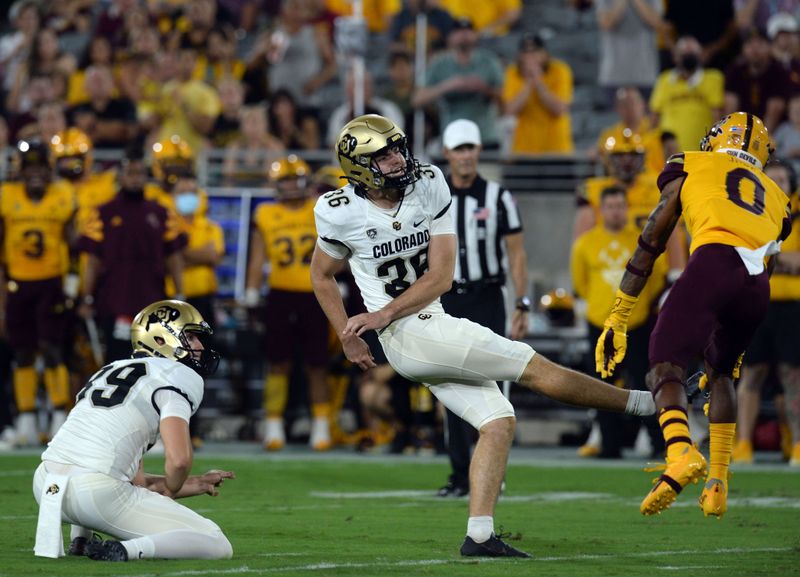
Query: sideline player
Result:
<box><xmin>32</xmin><ymin>300</ymin><xmax>233</xmax><ymax>561</ymax></box>
<box><xmin>310</xmin><ymin>114</ymin><xmax>656</xmax><ymax>558</ymax></box>
<box><xmin>596</xmin><ymin>113</ymin><xmax>791</xmax><ymax>518</ymax></box>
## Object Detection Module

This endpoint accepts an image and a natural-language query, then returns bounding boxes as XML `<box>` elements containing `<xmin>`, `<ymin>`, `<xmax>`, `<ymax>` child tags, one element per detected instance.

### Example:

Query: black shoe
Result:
<box><xmin>437</xmin><ymin>480</ymin><xmax>469</xmax><ymax>497</ymax></box>
<box><xmin>86</xmin><ymin>539</ymin><xmax>129</xmax><ymax>562</ymax></box>
<box><xmin>68</xmin><ymin>533</ymin><xmax>103</xmax><ymax>556</ymax></box>
<box><xmin>460</xmin><ymin>534</ymin><xmax>531</xmax><ymax>558</ymax></box>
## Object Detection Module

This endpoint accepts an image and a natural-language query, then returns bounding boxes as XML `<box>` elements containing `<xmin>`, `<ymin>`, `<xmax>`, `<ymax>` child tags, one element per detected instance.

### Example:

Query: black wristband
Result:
<box><xmin>516</xmin><ymin>296</ymin><xmax>531</xmax><ymax>311</ymax></box>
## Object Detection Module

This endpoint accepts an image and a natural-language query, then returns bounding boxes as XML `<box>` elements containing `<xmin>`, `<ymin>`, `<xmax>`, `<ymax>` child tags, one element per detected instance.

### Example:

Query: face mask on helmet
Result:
<box><xmin>131</xmin><ymin>300</ymin><xmax>221</xmax><ymax>377</ymax></box>
<box><xmin>336</xmin><ymin>114</ymin><xmax>421</xmax><ymax>194</ymax></box>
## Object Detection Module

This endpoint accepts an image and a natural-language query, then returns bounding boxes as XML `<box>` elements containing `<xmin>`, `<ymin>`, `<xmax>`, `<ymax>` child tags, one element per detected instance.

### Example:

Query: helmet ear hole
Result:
<box><xmin>154</xmin><ymin>336</ymin><xmax>165</xmax><ymax>346</ymax></box>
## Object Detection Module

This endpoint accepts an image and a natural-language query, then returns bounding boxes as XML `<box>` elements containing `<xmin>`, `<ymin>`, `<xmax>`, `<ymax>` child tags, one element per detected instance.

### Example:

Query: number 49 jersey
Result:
<box><xmin>315</xmin><ymin>163</ymin><xmax>455</xmax><ymax>314</ymax></box>
<box><xmin>662</xmin><ymin>152</ymin><xmax>790</xmax><ymax>254</ymax></box>
<box><xmin>42</xmin><ymin>357</ymin><xmax>204</xmax><ymax>482</ymax></box>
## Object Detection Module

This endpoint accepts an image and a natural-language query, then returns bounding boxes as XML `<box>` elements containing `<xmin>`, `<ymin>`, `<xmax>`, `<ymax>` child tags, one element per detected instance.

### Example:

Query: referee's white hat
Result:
<box><xmin>443</xmin><ymin>119</ymin><xmax>482</xmax><ymax>150</ymax></box>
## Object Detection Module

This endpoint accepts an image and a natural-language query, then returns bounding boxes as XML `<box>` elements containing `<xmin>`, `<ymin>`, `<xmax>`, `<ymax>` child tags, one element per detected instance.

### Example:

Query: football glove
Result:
<box><xmin>595</xmin><ymin>290</ymin><xmax>639</xmax><ymax>378</ymax></box>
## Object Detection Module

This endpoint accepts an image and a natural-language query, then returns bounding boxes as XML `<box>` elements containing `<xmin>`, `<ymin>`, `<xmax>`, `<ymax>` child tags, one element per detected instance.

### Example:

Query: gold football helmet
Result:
<box><xmin>131</xmin><ymin>300</ymin><xmax>219</xmax><ymax>376</ymax></box>
<box><xmin>269</xmin><ymin>155</ymin><xmax>311</xmax><ymax>200</ymax></box>
<box><xmin>152</xmin><ymin>135</ymin><xmax>195</xmax><ymax>187</ymax></box>
<box><xmin>602</xmin><ymin>129</ymin><xmax>646</xmax><ymax>183</ymax></box>
<box><xmin>540</xmin><ymin>288</ymin><xmax>576</xmax><ymax>328</ymax></box>
<box><xmin>50</xmin><ymin>128</ymin><xmax>93</xmax><ymax>180</ymax></box>
<box><xmin>700</xmin><ymin>112</ymin><xmax>774</xmax><ymax>168</ymax></box>
<box><xmin>336</xmin><ymin>114</ymin><xmax>420</xmax><ymax>191</ymax></box>
<box><xmin>312</xmin><ymin>165</ymin><xmax>347</xmax><ymax>193</ymax></box>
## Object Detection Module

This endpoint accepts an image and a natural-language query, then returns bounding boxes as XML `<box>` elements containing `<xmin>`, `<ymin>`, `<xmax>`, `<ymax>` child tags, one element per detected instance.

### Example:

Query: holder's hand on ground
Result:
<box><xmin>197</xmin><ymin>470</ymin><xmax>235</xmax><ymax>497</ymax></box>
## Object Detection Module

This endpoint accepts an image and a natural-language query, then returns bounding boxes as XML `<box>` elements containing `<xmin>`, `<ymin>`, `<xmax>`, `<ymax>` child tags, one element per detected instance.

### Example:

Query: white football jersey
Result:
<box><xmin>42</xmin><ymin>357</ymin><xmax>203</xmax><ymax>482</ymax></box>
<box><xmin>315</xmin><ymin>163</ymin><xmax>455</xmax><ymax>314</ymax></box>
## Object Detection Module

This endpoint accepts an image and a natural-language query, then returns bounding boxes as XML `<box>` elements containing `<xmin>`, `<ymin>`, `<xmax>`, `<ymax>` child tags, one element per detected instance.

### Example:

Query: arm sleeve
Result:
<box><xmin>152</xmin><ymin>388</ymin><xmax>193</xmax><ymax>422</ymax></box>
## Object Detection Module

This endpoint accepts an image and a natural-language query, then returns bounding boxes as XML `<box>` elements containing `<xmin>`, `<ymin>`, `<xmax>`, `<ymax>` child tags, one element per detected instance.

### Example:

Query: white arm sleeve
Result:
<box><xmin>153</xmin><ymin>389</ymin><xmax>193</xmax><ymax>423</ymax></box>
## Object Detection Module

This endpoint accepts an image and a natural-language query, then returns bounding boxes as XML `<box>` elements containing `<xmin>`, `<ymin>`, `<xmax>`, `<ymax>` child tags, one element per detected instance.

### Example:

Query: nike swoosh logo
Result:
<box><xmin>413</xmin><ymin>219</ymin><xmax>425</xmax><ymax>227</ymax></box>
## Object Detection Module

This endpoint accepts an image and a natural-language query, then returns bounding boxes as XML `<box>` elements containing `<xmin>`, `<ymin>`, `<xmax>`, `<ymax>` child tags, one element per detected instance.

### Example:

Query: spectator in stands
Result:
<box><xmin>156</xmin><ymin>44</ymin><xmax>221</xmax><ymax>153</ymax></box>
<box><xmin>596</xmin><ymin>0</ymin><xmax>663</xmax><ymax>105</ymax></box>
<box><xmin>36</xmin><ymin>100</ymin><xmax>67</xmax><ymax>144</ymax></box>
<box><xmin>69</xmin><ymin>64</ymin><xmax>138</xmax><ymax>150</ymax></box>
<box><xmin>571</xmin><ymin>186</ymin><xmax>664</xmax><ymax>459</ymax></box>
<box><xmin>733</xmin><ymin>160</ymin><xmax>800</xmax><ymax>466</ymax></box>
<box><xmin>195</xmin><ymin>25</ymin><xmax>246</xmax><ymax>88</ymax></box>
<box><xmin>263</xmin><ymin>0</ymin><xmax>338</xmax><ymax>111</ymax></box>
<box><xmin>95</xmin><ymin>0</ymin><xmax>139</xmax><ymax>49</ymax></box>
<box><xmin>326</xmin><ymin>0</ymin><xmax>401</xmax><ymax>35</ymax></box>
<box><xmin>774</xmin><ymin>95</ymin><xmax>800</xmax><ymax>173</ymax></box>
<box><xmin>211</xmin><ymin>78</ymin><xmax>245</xmax><ymax>149</ymax></box>
<box><xmin>650</xmin><ymin>36</ymin><xmax>725</xmax><ymax>152</ymax></box>
<box><xmin>502</xmin><ymin>33</ymin><xmax>573</xmax><ymax>154</ymax></box>
<box><xmin>413</xmin><ymin>18</ymin><xmax>503</xmax><ymax>149</ymax></box>
<box><xmin>67</xmin><ymin>35</ymin><xmax>114</xmax><ymax>107</ymax></box>
<box><xmin>268</xmin><ymin>88</ymin><xmax>321</xmax><ymax>150</ymax></box>
<box><xmin>78</xmin><ymin>145</ymin><xmax>187</xmax><ymax>363</ymax></box>
<box><xmin>438</xmin><ymin>0</ymin><xmax>521</xmax><ymax>38</ymax></box>
<box><xmin>223</xmin><ymin>105</ymin><xmax>285</xmax><ymax>186</ymax></box>
<box><xmin>0</xmin><ymin>0</ymin><xmax>41</xmax><ymax>100</ymax></box>
<box><xmin>380</xmin><ymin>49</ymin><xmax>438</xmax><ymax>148</ymax></box>
<box><xmin>663</xmin><ymin>0</ymin><xmax>739</xmax><ymax>70</ymax></box>
<box><xmin>173</xmin><ymin>0</ymin><xmax>218</xmax><ymax>52</ymax></box>
<box><xmin>6</xmin><ymin>72</ymin><xmax>58</xmax><ymax>140</ymax></box>
<box><xmin>327</xmin><ymin>69</ymin><xmax>405</xmax><ymax>147</ymax></box>
<box><xmin>725</xmin><ymin>27</ymin><xmax>790</xmax><ymax>131</ymax></box>
<box><xmin>44</xmin><ymin>0</ymin><xmax>94</xmax><ymax>34</ymax></box>
<box><xmin>129</xmin><ymin>26</ymin><xmax>162</xmax><ymax>60</ymax></box>
<box><xmin>734</xmin><ymin>0</ymin><xmax>800</xmax><ymax>33</ymax></box>
<box><xmin>768</xmin><ymin>12</ymin><xmax>800</xmax><ymax>95</ymax></box>
<box><xmin>596</xmin><ymin>87</ymin><xmax>664</xmax><ymax>174</ymax></box>
<box><xmin>389</xmin><ymin>0</ymin><xmax>456</xmax><ymax>55</ymax></box>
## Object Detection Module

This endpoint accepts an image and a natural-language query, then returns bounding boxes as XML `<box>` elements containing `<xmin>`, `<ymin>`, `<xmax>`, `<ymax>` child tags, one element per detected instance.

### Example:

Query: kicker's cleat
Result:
<box><xmin>86</xmin><ymin>539</ymin><xmax>129</xmax><ymax>562</ymax></box>
<box><xmin>699</xmin><ymin>477</ymin><xmax>728</xmax><ymax>518</ymax></box>
<box><xmin>68</xmin><ymin>533</ymin><xmax>103</xmax><ymax>556</ymax></box>
<box><xmin>460</xmin><ymin>534</ymin><xmax>531</xmax><ymax>558</ymax></box>
<box><xmin>640</xmin><ymin>445</ymin><xmax>707</xmax><ymax>516</ymax></box>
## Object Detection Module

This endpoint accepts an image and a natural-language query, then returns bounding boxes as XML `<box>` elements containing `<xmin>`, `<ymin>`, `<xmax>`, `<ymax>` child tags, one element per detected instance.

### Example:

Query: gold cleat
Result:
<box><xmin>699</xmin><ymin>477</ymin><xmax>728</xmax><ymax>518</ymax></box>
<box><xmin>264</xmin><ymin>439</ymin><xmax>285</xmax><ymax>451</ymax></box>
<box><xmin>577</xmin><ymin>443</ymin><xmax>601</xmax><ymax>458</ymax></box>
<box><xmin>640</xmin><ymin>445</ymin><xmax>707</xmax><ymax>516</ymax></box>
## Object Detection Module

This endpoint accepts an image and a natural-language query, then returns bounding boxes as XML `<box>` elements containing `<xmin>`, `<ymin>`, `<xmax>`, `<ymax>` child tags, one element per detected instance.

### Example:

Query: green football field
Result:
<box><xmin>2</xmin><ymin>447</ymin><xmax>798</xmax><ymax>577</ymax></box>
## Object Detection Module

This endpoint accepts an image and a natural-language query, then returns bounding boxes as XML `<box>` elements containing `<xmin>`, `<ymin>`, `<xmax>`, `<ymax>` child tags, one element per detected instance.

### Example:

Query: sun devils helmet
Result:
<box><xmin>50</xmin><ymin>128</ymin><xmax>93</xmax><ymax>180</ymax></box>
<box><xmin>131</xmin><ymin>300</ymin><xmax>220</xmax><ymax>377</ymax></box>
<box><xmin>336</xmin><ymin>114</ymin><xmax>420</xmax><ymax>192</ymax></box>
<box><xmin>17</xmin><ymin>138</ymin><xmax>52</xmax><ymax>169</ymax></box>
<box><xmin>152</xmin><ymin>135</ymin><xmax>195</xmax><ymax>187</ymax></box>
<box><xmin>269</xmin><ymin>154</ymin><xmax>311</xmax><ymax>200</ymax></box>
<box><xmin>601</xmin><ymin>129</ymin><xmax>646</xmax><ymax>183</ymax></box>
<box><xmin>539</xmin><ymin>288</ymin><xmax>576</xmax><ymax>328</ymax></box>
<box><xmin>700</xmin><ymin>112</ymin><xmax>774</xmax><ymax>168</ymax></box>
<box><xmin>312</xmin><ymin>164</ymin><xmax>347</xmax><ymax>193</ymax></box>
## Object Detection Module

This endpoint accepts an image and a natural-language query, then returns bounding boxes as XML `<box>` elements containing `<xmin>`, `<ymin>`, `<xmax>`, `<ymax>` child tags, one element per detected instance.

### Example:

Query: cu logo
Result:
<box><xmin>418</xmin><ymin>314</ymin><xmax>431</xmax><ymax>320</ymax></box>
<box><xmin>338</xmin><ymin>134</ymin><xmax>357</xmax><ymax>155</ymax></box>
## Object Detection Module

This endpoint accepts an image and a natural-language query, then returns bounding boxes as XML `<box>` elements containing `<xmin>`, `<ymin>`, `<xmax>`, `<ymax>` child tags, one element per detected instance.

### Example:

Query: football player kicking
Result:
<box><xmin>310</xmin><ymin>114</ymin><xmax>657</xmax><ymax>558</ymax></box>
<box><xmin>596</xmin><ymin>113</ymin><xmax>791</xmax><ymax>518</ymax></box>
<box><xmin>32</xmin><ymin>300</ymin><xmax>234</xmax><ymax>561</ymax></box>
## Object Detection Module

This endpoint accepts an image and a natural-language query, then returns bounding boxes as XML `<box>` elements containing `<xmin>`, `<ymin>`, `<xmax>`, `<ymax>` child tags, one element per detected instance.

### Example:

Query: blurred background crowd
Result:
<box><xmin>0</xmin><ymin>0</ymin><xmax>798</xmax><ymax>468</ymax></box>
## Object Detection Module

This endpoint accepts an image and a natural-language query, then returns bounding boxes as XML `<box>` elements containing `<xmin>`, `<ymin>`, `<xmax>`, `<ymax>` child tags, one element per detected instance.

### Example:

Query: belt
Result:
<box><xmin>450</xmin><ymin>278</ymin><xmax>504</xmax><ymax>295</ymax></box>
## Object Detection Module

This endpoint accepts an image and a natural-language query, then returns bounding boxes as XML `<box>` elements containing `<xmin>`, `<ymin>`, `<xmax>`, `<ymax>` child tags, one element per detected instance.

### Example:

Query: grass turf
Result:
<box><xmin>1</xmin><ymin>449</ymin><xmax>798</xmax><ymax>577</ymax></box>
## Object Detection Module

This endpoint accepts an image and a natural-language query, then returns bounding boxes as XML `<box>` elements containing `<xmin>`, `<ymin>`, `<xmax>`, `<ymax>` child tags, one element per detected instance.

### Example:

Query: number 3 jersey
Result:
<box><xmin>253</xmin><ymin>198</ymin><xmax>317</xmax><ymax>292</ymax></box>
<box><xmin>314</xmin><ymin>163</ymin><xmax>454</xmax><ymax>314</ymax></box>
<box><xmin>659</xmin><ymin>152</ymin><xmax>790</xmax><ymax>254</ymax></box>
<box><xmin>0</xmin><ymin>181</ymin><xmax>75</xmax><ymax>280</ymax></box>
<box><xmin>42</xmin><ymin>357</ymin><xmax>204</xmax><ymax>482</ymax></box>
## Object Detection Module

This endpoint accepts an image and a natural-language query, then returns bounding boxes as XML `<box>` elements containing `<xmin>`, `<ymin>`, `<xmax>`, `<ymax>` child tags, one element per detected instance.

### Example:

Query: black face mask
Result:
<box><xmin>680</xmin><ymin>54</ymin><xmax>699</xmax><ymax>73</ymax></box>
<box><xmin>120</xmin><ymin>186</ymin><xmax>145</xmax><ymax>199</ymax></box>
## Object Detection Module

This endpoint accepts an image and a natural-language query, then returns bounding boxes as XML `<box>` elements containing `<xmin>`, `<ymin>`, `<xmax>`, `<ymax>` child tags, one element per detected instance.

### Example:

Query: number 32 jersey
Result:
<box><xmin>42</xmin><ymin>357</ymin><xmax>204</xmax><ymax>482</ymax></box>
<box><xmin>661</xmin><ymin>152</ymin><xmax>790</xmax><ymax>254</ymax></box>
<box><xmin>315</xmin><ymin>163</ymin><xmax>455</xmax><ymax>314</ymax></box>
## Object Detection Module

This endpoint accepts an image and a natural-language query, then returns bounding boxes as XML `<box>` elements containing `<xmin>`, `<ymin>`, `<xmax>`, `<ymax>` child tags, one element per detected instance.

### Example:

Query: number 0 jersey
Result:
<box><xmin>42</xmin><ymin>357</ymin><xmax>203</xmax><ymax>482</ymax></box>
<box><xmin>315</xmin><ymin>163</ymin><xmax>455</xmax><ymax>314</ymax></box>
<box><xmin>661</xmin><ymin>152</ymin><xmax>790</xmax><ymax>254</ymax></box>
<box><xmin>254</xmin><ymin>198</ymin><xmax>317</xmax><ymax>292</ymax></box>
<box><xmin>0</xmin><ymin>181</ymin><xmax>75</xmax><ymax>280</ymax></box>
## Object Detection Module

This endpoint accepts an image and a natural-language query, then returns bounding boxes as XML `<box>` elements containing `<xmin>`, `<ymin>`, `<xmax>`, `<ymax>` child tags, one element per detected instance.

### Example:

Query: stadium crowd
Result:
<box><xmin>0</xmin><ymin>0</ymin><xmax>799</xmax><ymax>471</ymax></box>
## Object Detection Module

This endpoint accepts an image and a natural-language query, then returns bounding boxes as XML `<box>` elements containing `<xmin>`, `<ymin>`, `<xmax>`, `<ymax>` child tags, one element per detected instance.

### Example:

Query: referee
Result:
<box><xmin>437</xmin><ymin>119</ymin><xmax>530</xmax><ymax>497</ymax></box>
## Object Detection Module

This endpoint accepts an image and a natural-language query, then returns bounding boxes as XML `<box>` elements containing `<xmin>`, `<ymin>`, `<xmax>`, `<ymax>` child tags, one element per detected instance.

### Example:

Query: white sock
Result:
<box><xmin>467</xmin><ymin>516</ymin><xmax>494</xmax><ymax>543</ymax></box>
<box><xmin>625</xmin><ymin>390</ymin><xmax>655</xmax><ymax>416</ymax></box>
<box><xmin>120</xmin><ymin>536</ymin><xmax>154</xmax><ymax>561</ymax></box>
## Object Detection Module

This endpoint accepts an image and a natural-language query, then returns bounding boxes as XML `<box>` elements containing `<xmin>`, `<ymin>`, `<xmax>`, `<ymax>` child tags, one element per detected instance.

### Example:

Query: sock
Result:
<box><xmin>121</xmin><ymin>536</ymin><xmax>154</xmax><ymax>560</ymax></box>
<box><xmin>625</xmin><ymin>390</ymin><xmax>655</xmax><ymax>416</ymax></box>
<box><xmin>264</xmin><ymin>373</ymin><xmax>289</xmax><ymax>418</ymax></box>
<box><xmin>708</xmin><ymin>422</ymin><xmax>735</xmax><ymax>481</ymax></box>
<box><xmin>659</xmin><ymin>406</ymin><xmax>692</xmax><ymax>460</ymax></box>
<box><xmin>13</xmin><ymin>366</ymin><xmax>38</xmax><ymax>412</ymax></box>
<box><xmin>466</xmin><ymin>516</ymin><xmax>494</xmax><ymax>543</ymax></box>
<box><xmin>311</xmin><ymin>402</ymin><xmax>330</xmax><ymax>420</ymax></box>
<box><xmin>44</xmin><ymin>365</ymin><xmax>70</xmax><ymax>408</ymax></box>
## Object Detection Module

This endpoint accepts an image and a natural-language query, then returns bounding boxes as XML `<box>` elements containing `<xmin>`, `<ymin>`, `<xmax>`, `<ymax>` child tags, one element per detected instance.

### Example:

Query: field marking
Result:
<box><xmin>112</xmin><ymin>546</ymin><xmax>794</xmax><ymax>577</ymax></box>
<box><xmin>309</xmin><ymin>490</ymin><xmax>614</xmax><ymax>502</ymax></box>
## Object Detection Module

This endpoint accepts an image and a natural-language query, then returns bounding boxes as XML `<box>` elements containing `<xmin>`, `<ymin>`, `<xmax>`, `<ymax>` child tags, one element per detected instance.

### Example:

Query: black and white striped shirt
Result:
<box><xmin>446</xmin><ymin>175</ymin><xmax>523</xmax><ymax>284</ymax></box>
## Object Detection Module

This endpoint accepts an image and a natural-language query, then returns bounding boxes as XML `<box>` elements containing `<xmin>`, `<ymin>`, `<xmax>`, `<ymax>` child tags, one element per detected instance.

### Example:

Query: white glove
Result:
<box><xmin>243</xmin><ymin>287</ymin><xmax>260</xmax><ymax>308</ymax></box>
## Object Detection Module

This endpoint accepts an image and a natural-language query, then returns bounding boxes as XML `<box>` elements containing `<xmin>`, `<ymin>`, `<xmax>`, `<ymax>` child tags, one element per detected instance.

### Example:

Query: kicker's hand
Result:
<box><xmin>595</xmin><ymin>322</ymin><xmax>628</xmax><ymax>378</ymax></box>
<box><xmin>341</xmin><ymin>333</ymin><xmax>376</xmax><ymax>371</ymax></box>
